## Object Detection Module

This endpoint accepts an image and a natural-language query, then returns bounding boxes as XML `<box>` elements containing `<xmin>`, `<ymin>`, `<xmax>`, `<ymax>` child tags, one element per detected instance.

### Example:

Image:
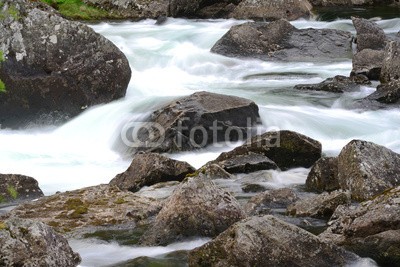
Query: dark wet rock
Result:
<box><xmin>0</xmin><ymin>217</ymin><xmax>81</xmax><ymax>266</ymax></box>
<box><xmin>230</xmin><ymin>0</ymin><xmax>312</xmax><ymax>21</ymax></box>
<box><xmin>83</xmin><ymin>0</ymin><xmax>169</xmax><ymax>20</ymax></box>
<box><xmin>320</xmin><ymin>186</ymin><xmax>400</xmax><ymax>266</ymax></box>
<box><xmin>109</xmin><ymin>153</ymin><xmax>195</xmax><ymax>192</ymax></box>
<box><xmin>215</xmin><ymin>130</ymin><xmax>322</xmax><ymax>170</ymax></box>
<box><xmin>306</xmin><ymin>157</ymin><xmax>340</xmax><ymax>193</ymax></box>
<box><xmin>1</xmin><ymin>185</ymin><xmax>163</xmax><ymax>234</ymax></box>
<box><xmin>211</xmin><ymin>19</ymin><xmax>353</xmax><ymax>62</ymax></box>
<box><xmin>287</xmin><ymin>190</ymin><xmax>351</xmax><ymax>218</ymax></box>
<box><xmin>337</xmin><ymin>139</ymin><xmax>400</xmax><ymax>201</ymax></box>
<box><xmin>0</xmin><ymin>174</ymin><xmax>44</xmax><ymax>206</ymax></box>
<box><xmin>215</xmin><ymin>153</ymin><xmax>278</xmax><ymax>174</ymax></box>
<box><xmin>116</xmin><ymin>91</ymin><xmax>260</xmax><ymax>155</ymax></box>
<box><xmin>366</xmin><ymin>79</ymin><xmax>400</xmax><ymax>104</ymax></box>
<box><xmin>294</xmin><ymin>75</ymin><xmax>370</xmax><ymax>93</ymax></box>
<box><xmin>189</xmin><ymin>215</ymin><xmax>358</xmax><ymax>267</ymax></box>
<box><xmin>140</xmin><ymin>175</ymin><xmax>245</xmax><ymax>246</ymax></box>
<box><xmin>245</xmin><ymin>188</ymin><xmax>298</xmax><ymax>216</ymax></box>
<box><xmin>381</xmin><ymin>41</ymin><xmax>400</xmax><ymax>83</ymax></box>
<box><xmin>196</xmin><ymin>2</ymin><xmax>237</xmax><ymax>19</ymax></box>
<box><xmin>352</xmin><ymin>16</ymin><xmax>387</xmax><ymax>52</ymax></box>
<box><xmin>351</xmin><ymin>49</ymin><xmax>384</xmax><ymax>80</ymax></box>
<box><xmin>0</xmin><ymin>0</ymin><xmax>131</xmax><ymax>129</ymax></box>
<box><xmin>241</xmin><ymin>183</ymin><xmax>267</xmax><ymax>193</ymax></box>
<box><xmin>168</xmin><ymin>0</ymin><xmax>201</xmax><ymax>17</ymax></box>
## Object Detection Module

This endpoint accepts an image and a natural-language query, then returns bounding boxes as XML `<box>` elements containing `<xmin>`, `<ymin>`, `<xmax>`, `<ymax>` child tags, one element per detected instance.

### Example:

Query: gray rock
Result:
<box><xmin>241</xmin><ymin>183</ymin><xmax>267</xmax><ymax>193</ymax></box>
<box><xmin>211</xmin><ymin>19</ymin><xmax>353</xmax><ymax>62</ymax></box>
<box><xmin>168</xmin><ymin>0</ymin><xmax>201</xmax><ymax>17</ymax></box>
<box><xmin>0</xmin><ymin>217</ymin><xmax>81</xmax><ymax>266</ymax></box>
<box><xmin>287</xmin><ymin>190</ymin><xmax>351</xmax><ymax>218</ymax></box>
<box><xmin>83</xmin><ymin>0</ymin><xmax>169</xmax><ymax>20</ymax></box>
<box><xmin>337</xmin><ymin>139</ymin><xmax>400</xmax><ymax>201</ymax></box>
<box><xmin>140</xmin><ymin>175</ymin><xmax>245</xmax><ymax>245</ymax></box>
<box><xmin>201</xmin><ymin>163</ymin><xmax>233</xmax><ymax>179</ymax></box>
<box><xmin>245</xmin><ymin>188</ymin><xmax>299</xmax><ymax>216</ymax></box>
<box><xmin>109</xmin><ymin>153</ymin><xmax>195</xmax><ymax>192</ymax></box>
<box><xmin>294</xmin><ymin>75</ymin><xmax>370</xmax><ymax>93</ymax></box>
<box><xmin>196</xmin><ymin>2</ymin><xmax>237</xmax><ymax>19</ymax></box>
<box><xmin>0</xmin><ymin>0</ymin><xmax>131</xmax><ymax>128</ymax></box>
<box><xmin>230</xmin><ymin>0</ymin><xmax>312</xmax><ymax>21</ymax></box>
<box><xmin>351</xmin><ymin>49</ymin><xmax>384</xmax><ymax>80</ymax></box>
<box><xmin>309</xmin><ymin>0</ymin><xmax>373</xmax><ymax>6</ymax></box>
<box><xmin>216</xmin><ymin>152</ymin><xmax>278</xmax><ymax>174</ymax></box>
<box><xmin>214</xmin><ymin>130</ymin><xmax>322</xmax><ymax>170</ymax></box>
<box><xmin>381</xmin><ymin>41</ymin><xmax>400</xmax><ymax>83</ymax></box>
<box><xmin>115</xmin><ymin>91</ymin><xmax>260</xmax><ymax>155</ymax></box>
<box><xmin>306</xmin><ymin>157</ymin><xmax>340</xmax><ymax>193</ymax></box>
<box><xmin>352</xmin><ymin>17</ymin><xmax>387</xmax><ymax>52</ymax></box>
<box><xmin>0</xmin><ymin>174</ymin><xmax>44</xmax><ymax>207</ymax></box>
<box><xmin>366</xmin><ymin>79</ymin><xmax>400</xmax><ymax>104</ymax></box>
<box><xmin>189</xmin><ymin>215</ymin><xmax>358</xmax><ymax>267</ymax></box>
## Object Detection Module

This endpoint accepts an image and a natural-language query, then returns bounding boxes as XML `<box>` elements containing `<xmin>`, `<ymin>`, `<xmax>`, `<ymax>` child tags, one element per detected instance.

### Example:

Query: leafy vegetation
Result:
<box><xmin>0</xmin><ymin>50</ymin><xmax>5</xmax><ymax>93</ymax></box>
<box><xmin>7</xmin><ymin>185</ymin><xmax>18</xmax><ymax>200</ymax></box>
<box><xmin>40</xmin><ymin>0</ymin><xmax>110</xmax><ymax>20</ymax></box>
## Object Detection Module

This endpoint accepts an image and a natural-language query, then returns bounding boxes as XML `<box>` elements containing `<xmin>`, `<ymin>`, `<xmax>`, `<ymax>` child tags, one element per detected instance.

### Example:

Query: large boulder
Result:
<box><xmin>140</xmin><ymin>175</ymin><xmax>245</xmax><ymax>245</ymax></box>
<box><xmin>2</xmin><ymin>184</ymin><xmax>163</xmax><ymax>234</ymax></box>
<box><xmin>230</xmin><ymin>0</ymin><xmax>312</xmax><ymax>21</ymax></box>
<box><xmin>320</xmin><ymin>186</ymin><xmax>400</xmax><ymax>266</ymax></box>
<box><xmin>351</xmin><ymin>49</ymin><xmax>384</xmax><ymax>81</ymax></box>
<box><xmin>211</xmin><ymin>19</ymin><xmax>353</xmax><ymax>62</ymax></box>
<box><xmin>0</xmin><ymin>0</ymin><xmax>131</xmax><ymax>128</ymax></box>
<box><xmin>380</xmin><ymin>41</ymin><xmax>400</xmax><ymax>83</ymax></box>
<box><xmin>294</xmin><ymin>75</ymin><xmax>370</xmax><ymax>93</ymax></box>
<box><xmin>189</xmin><ymin>215</ymin><xmax>358</xmax><ymax>267</ymax></box>
<box><xmin>287</xmin><ymin>190</ymin><xmax>351</xmax><ymax>218</ymax></box>
<box><xmin>109</xmin><ymin>153</ymin><xmax>195</xmax><ymax>192</ymax></box>
<box><xmin>214</xmin><ymin>130</ymin><xmax>322</xmax><ymax>170</ymax></box>
<box><xmin>366</xmin><ymin>79</ymin><xmax>400</xmax><ymax>104</ymax></box>
<box><xmin>0</xmin><ymin>174</ymin><xmax>44</xmax><ymax>206</ymax></box>
<box><xmin>116</xmin><ymin>91</ymin><xmax>260</xmax><ymax>155</ymax></box>
<box><xmin>0</xmin><ymin>217</ymin><xmax>81</xmax><ymax>266</ymax></box>
<box><xmin>337</xmin><ymin>140</ymin><xmax>400</xmax><ymax>201</ymax></box>
<box><xmin>83</xmin><ymin>0</ymin><xmax>169</xmax><ymax>20</ymax></box>
<box><xmin>352</xmin><ymin>17</ymin><xmax>387</xmax><ymax>52</ymax></box>
<box><xmin>306</xmin><ymin>157</ymin><xmax>340</xmax><ymax>193</ymax></box>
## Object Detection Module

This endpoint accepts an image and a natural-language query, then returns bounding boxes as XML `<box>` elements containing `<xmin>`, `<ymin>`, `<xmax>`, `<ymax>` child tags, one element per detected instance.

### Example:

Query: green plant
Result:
<box><xmin>0</xmin><ymin>50</ymin><xmax>5</xmax><ymax>93</ymax></box>
<box><xmin>0</xmin><ymin>221</ymin><xmax>7</xmax><ymax>230</ymax></box>
<box><xmin>39</xmin><ymin>0</ymin><xmax>110</xmax><ymax>20</ymax></box>
<box><xmin>7</xmin><ymin>185</ymin><xmax>18</xmax><ymax>200</ymax></box>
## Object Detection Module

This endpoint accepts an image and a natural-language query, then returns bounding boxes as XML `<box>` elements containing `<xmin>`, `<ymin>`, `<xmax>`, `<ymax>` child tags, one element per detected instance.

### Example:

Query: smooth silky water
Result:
<box><xmin>1</xmin><ymin>11</ymin><xmax>399</xmax><ymax>266</ymax></box>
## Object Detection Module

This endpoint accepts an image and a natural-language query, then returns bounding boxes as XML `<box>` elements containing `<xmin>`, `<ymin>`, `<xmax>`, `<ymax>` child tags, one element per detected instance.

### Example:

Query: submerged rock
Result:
<box><xmin>211</xmin><ymin>19</ymin><xmax>352</xmax><ymax>62</ymax></box>
<box><xmin>0</xmin><ymin>0</ymin><xmax>131</xmax><ymax>128</ymax></box>
<box><xmin>110</xmin><ymin>153</ymin><xmax>195</xmax><ymax>192</ymax></box>
<box><xmin>214</xmin><ymin>130</ymin><xmax>322</xmax><ymax>170</ymax></box>
<box><xmin>352</xmin><ymin>17</ymin><xmax>387</xmax><ymax>52</ymax></box>
<box><xmin>116</xmin><ymin>91</ymin><xmax>260</xmax><ymax>155</ymax></box>
<box><xmin>230</xmin><ymin>0</ymin><xmax>312</xmax><ymax>21</ymax></box>
<box><xmin>140</xmin><ymin>175</ymin><xmax>245</xmax><ymax>245</ymax></box>
<box><xmin>287</xmin><ymin>190</ymin><xmax>351</xmax><ymax>218</ymax></box>
<box><xmin>189</xmin><ymin>215</ymin><xmax>358</xmax><ymax>267</ymax></box>
<box><xmin>351</xmin><ymin>49</ymin><xmax>384</xmax><ymax>81</ymax></box>
<box><xmin>337</xmin><ymin>139</ymin><xmax>400</xmax><ymax>201</ymax></box>
<box><xmin>294</xmin><ymin>75</ymin><xmax>370</xmax><ymax>93</ymax></box>
<box><xmin>0</xmin><ymin>174</ymin><xmax>44</xmax><ymax>206</ymax></box>
<box><xmin>306</xmin><ymin>157</ymin><xmax>340</xmax><ymax>193</ymax></box>
<box><xmin>0</xmin><ymin>217</ymin><xmax>81</xmax><ymax>266</ymax></box>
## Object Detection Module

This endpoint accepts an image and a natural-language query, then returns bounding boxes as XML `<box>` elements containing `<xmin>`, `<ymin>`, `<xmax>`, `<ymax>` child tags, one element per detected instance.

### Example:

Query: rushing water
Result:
<box><xmin>1</xmin><ymin>15</ymin><xmax>400</xmax><ymax>266</ymax></box>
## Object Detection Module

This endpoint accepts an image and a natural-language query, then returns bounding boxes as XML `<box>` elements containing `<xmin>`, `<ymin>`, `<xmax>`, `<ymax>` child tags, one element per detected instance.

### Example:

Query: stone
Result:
<box><xmin>0</xmin><ymin>174</ymin><xmax>44</xmax><ymax>206</ymax></box>
<box><xmin>287</xmin><ymin>190</ymin><xmax>351</xmax><ymax>218</ymax></box>
<box><xmin>216</xmin><ymin>152</ymin><xmax>278</xmax><ymax>174</ymax></box>
<box><xmin>306</xmin><ymin>157</ymin><xmax>340</xmax><ymax>193</ymax></box>
<box><xmin>0</xmin><ymin>217</ymin><xmax>81</xmax><ymax>266</ymax></box>
<box><xmin>294</xmin><ymin>75</ymin><xmax>370</xmax><ymax>93</ymax></box>
<box><xmin>140</xmin><ymin>175</ymin><xmax>245</xmax><ymax>245</ymax></box>
<box><xmin>366</xmin><ymin>79</ymin><xmax>400</xmax><ymax>104</ymax></box>
<box><xmin>351</xmin><ymin>49</ymin><xmax>384</xmax><ymax>80</ymax></box>
<box><xmin>214</xmin><ymin>130</ymin><xmax>322</xmax><ymax>170</ymax></box>
<box><xmin>189</xmin><ymin>215</ymin><xmax>358</xmax><ymax>267</ymax></box>
<box><xmin>114</xmin><ymin>91</ymin><xmax>260</xmax><ymax>155</ymax></box>
<box><xmin>245</xmin><ymin>188</ymin><xmax>299</xmax><ymax>216</ymax></box>
<box><xmin>0</xmin><ymin>0</ymin><xmax>131</xmax><ymax>128</ymax></box>
<box><xmin>230</xmin><ymin>0</ymin><xmax>312</xmax><ymax>21</ymax></box>
<box><xmin>241</xmin><ymin>183</ymin><xmax>267</xmax><ymax>193</ymax></box>
<box><xmin>380</xmin><ymin>41</ymin><xmax>400</xmax><ymax>83</ymax></box>
<box><xmin>352</xmin><ymin>16</ymin><xmax>387</xmax><ymax>52</ymax></box>
<box><xmin>109</xmin><ymin>153</ymin><xmax>195</xmax><ymax>192</ymax></box>
<box><xmin>211</xmin><ymin>19</ymin><xmax>353</xmax><ymax>62</ymax></box>
<box><xmin>337</xmin><ymin>139</ymin><xmax>400</xmax><ymax>201</ymax></box>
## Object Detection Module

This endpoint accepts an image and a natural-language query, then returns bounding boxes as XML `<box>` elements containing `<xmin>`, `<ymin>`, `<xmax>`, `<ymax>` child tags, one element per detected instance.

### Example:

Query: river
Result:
<box><xmin>0</xmin><ymin>12</ymin><xmax>399</xmax><ymax>267</ymax></box>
